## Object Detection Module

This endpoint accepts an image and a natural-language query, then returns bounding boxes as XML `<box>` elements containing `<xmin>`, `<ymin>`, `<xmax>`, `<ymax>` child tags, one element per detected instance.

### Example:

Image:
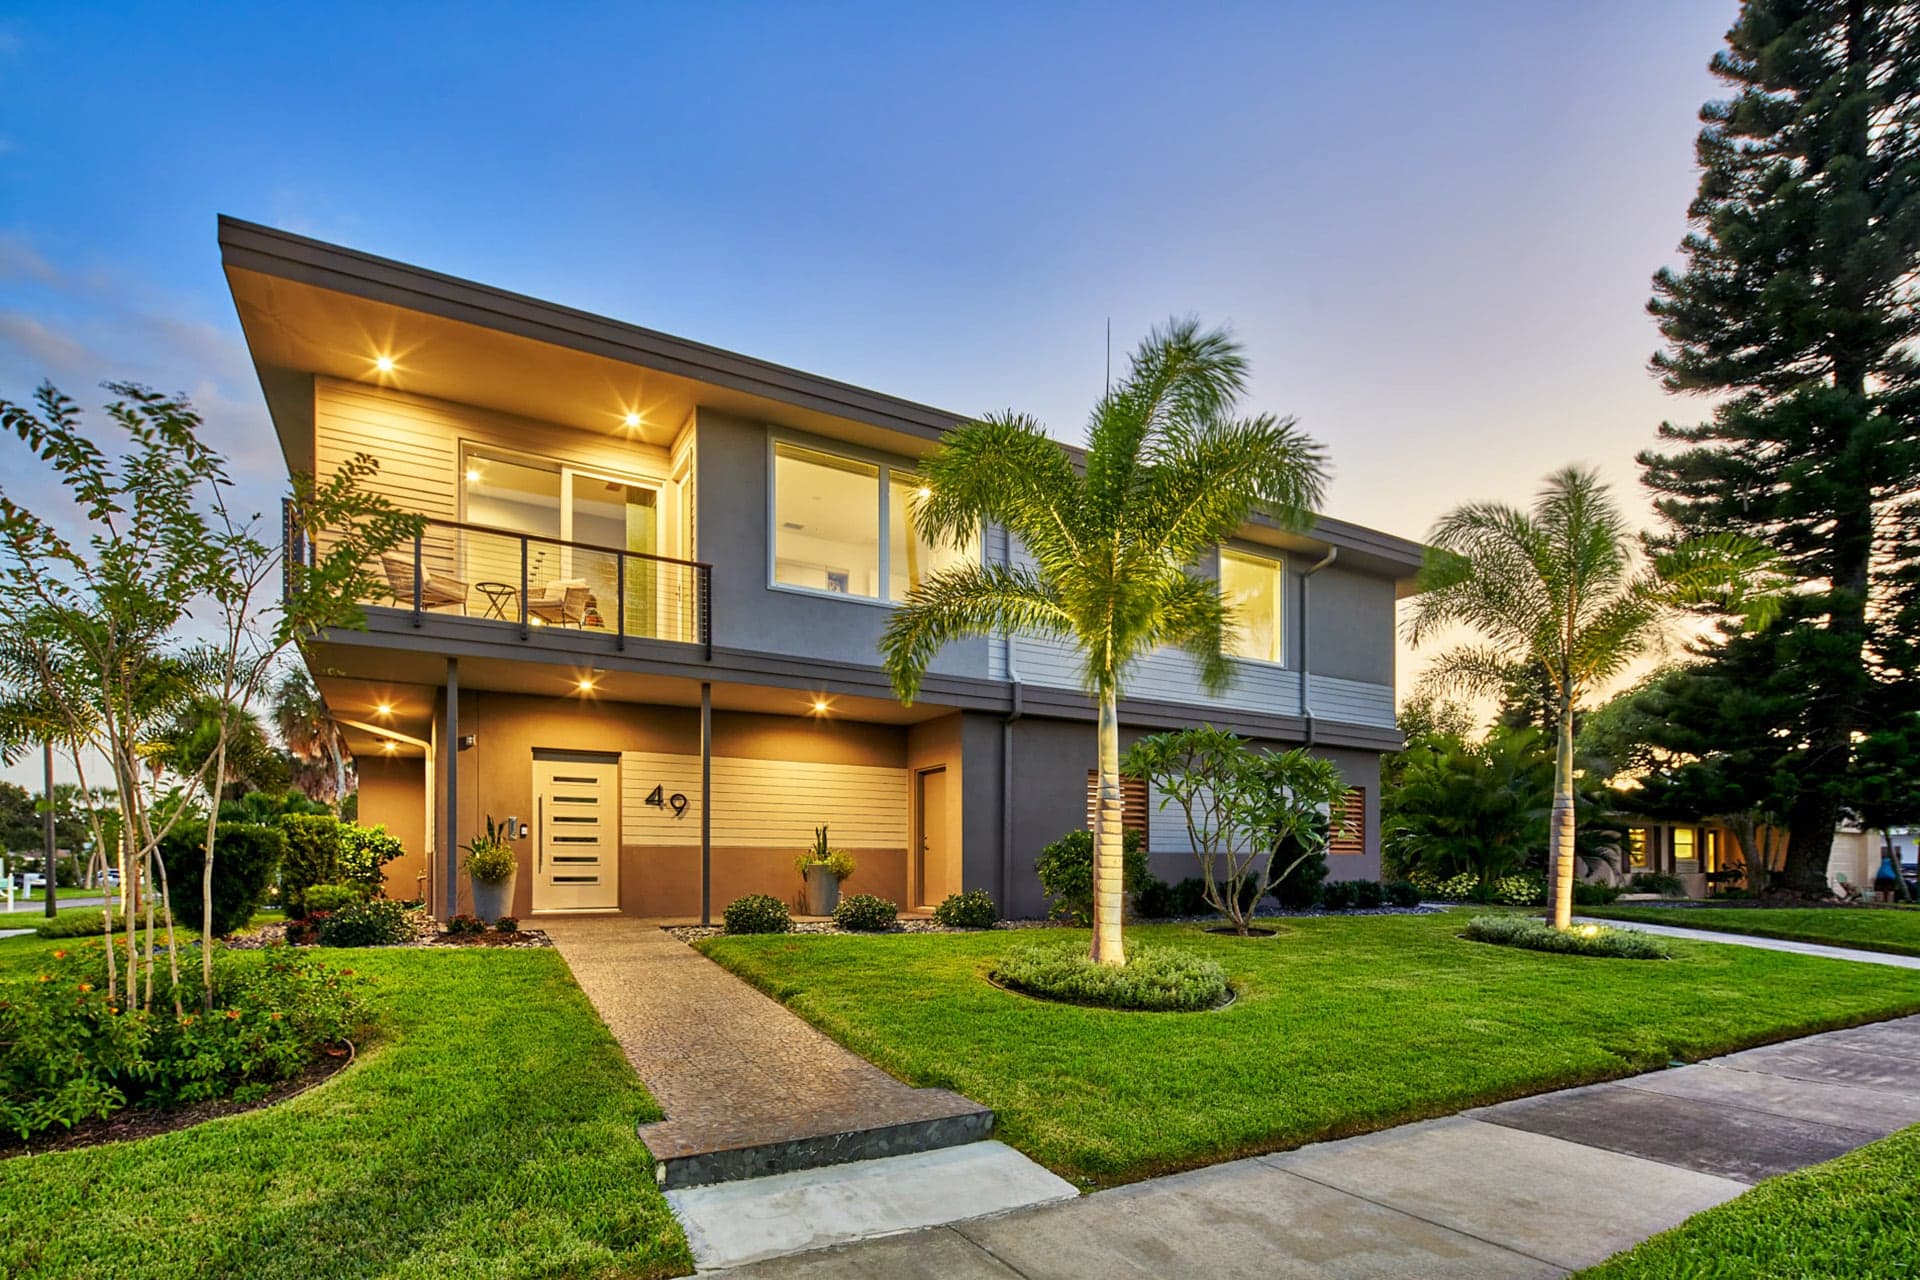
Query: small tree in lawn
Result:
<box><xmin>1123</xmin><ymin>726</ymin><xmax>1348</xmax><ymax>935</ymax></box>
<box><xmin>0</xmin><ymin>381</ymin><xmax>419</xmax><ymax>1006</ymax></box>
<box><xmin>882</xmin><ymin>320</ymin><xmax>1326</xmax><ymax>966</ymax></box>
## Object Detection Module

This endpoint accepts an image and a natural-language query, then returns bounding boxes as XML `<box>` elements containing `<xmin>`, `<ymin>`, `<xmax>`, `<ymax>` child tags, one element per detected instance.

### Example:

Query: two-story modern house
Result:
<box><xmin>220</xmin><ymin>217</ymin><xmax>1424</xmax><ymax>922</ymax></box>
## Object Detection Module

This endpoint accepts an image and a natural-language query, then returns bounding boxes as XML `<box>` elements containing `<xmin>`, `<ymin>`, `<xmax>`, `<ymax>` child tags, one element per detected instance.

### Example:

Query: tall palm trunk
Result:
<box><xmin>1091</xmin><ymin>685</ymin><xmax>1127</xmax><ymax>966</ymax></box>
<box><xmin>1548</xmin><ymin>700</ymin><xmax>1577</xmax><ymax>929</ymax></box>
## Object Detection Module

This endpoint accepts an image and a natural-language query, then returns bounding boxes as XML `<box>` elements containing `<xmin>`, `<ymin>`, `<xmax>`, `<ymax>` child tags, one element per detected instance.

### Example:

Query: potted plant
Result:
<box><xmin>464</xmin><ymin>817</ymin><xmax>517</xmax><ymax>923</ymax></box>
<box><xmin>794</xmin><ymin>825</ymin><xmax>855</xmax><ymax>916</ymax></box>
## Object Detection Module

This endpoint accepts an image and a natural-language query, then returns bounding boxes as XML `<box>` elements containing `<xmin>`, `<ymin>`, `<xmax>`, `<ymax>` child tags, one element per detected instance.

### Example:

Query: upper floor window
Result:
<box><xmin>1219</xmin><ymin>547</ymin><xmax>1284</xmax><ymax>664</ymax></box>
<box><xmin>772</xmin><ymin>440</ymin><xmax>975</xmax><ymax>602</ymax></box>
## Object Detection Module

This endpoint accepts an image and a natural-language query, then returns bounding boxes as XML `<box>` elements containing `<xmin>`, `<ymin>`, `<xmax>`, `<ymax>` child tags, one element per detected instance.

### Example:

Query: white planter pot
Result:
<box><xmin>471</xmin><ymin>872</ymin><xmax>515</xmax><ymax>924</ymax></box>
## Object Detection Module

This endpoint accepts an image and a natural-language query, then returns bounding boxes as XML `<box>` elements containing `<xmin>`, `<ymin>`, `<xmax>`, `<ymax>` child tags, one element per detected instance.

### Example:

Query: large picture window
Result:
<box><xmin>1219</xmin><ymin>547</ymin><xmax>1285</xmax><ymax>663</ymax></box>
<box><xmin>772</xmin><ymin>440</ymin><xmax>975</xmax><ymax>602</ymax></box>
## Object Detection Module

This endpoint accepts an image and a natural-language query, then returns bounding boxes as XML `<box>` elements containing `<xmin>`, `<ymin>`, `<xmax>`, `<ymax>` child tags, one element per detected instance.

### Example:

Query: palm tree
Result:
<box><xmin>1407</xmin><ymin>466</ymin><xmax>1779</xmax><ymax>929</ymax></box>
<box><xmin>270</xmin><ymin>667</ymin><xmax>350</xmax><ymax>804</ymax></box>
<box><xmin>881</xmin><ymin>319</ymin><xmax>1327</xmax><ymax>965</ymax></box>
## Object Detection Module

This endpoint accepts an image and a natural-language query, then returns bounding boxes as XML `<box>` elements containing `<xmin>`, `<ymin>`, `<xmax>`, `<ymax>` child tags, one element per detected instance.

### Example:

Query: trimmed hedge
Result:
<box><xmin>1462</xmin><ymin>914</ymin><xmax>1671</xmax><ymax>960</ymax></box>
<box><xmin>157</xmin><ymin>822</ymin><xmax>284</xmax><ymax>938</ymax></box>
<box><xmin>931</xmin><ymin>890</ymin><xmax>998</xmax><ymax>929</ymax></box>
<box><xmin>989</xmin><ymin>941</ymin><xmax>1228</xmax><ymax>1012</ymax></box>
<box><xmin>833</xmin><ymin>894</ymin><xmax>898</xmax><ymax>932</ymax></box>
<box><xmin>279</xmin><ymin>814</ymin><xmax>342</xmax><ymax>917</ymax></box>
<box><xmin>723</xmin><ymin>894</ymin><xmax>792</xmax><ymax>935</ymax></box>
<box><xmin>318</xmin><ymin>897</ymin><xmax>415</xmax><ymax>947</ymax></box>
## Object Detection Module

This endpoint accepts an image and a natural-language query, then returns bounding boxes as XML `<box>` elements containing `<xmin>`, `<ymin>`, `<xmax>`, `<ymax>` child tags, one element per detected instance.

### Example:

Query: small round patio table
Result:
<box><xmin>475</xmin><ymin>581</ymin><xmax>518</xmax><ymax>619</ymax></box>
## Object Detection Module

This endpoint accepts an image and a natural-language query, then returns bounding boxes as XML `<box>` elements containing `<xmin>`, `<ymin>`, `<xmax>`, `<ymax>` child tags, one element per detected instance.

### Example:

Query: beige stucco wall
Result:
<box><xmin>355</xmin><ymin>755</ymin><xmax>428</xmax><ymax>902</ymax></box>
<box><xmin>906</xmin><ymin>713</ymin><xmax>966</xmax><ymax>908</ymax></box>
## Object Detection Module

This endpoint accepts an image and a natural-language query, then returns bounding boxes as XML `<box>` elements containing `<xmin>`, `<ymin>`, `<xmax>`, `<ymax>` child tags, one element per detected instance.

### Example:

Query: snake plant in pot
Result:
<box><xmin>463</xmin><ymin>817</ymin><xmax>518</xmax><ymax>923</ymax></box>
<box><xmin>794</xmin><ymin>825</ymin><xmax>855</xmax><ymax>915</ymax></box>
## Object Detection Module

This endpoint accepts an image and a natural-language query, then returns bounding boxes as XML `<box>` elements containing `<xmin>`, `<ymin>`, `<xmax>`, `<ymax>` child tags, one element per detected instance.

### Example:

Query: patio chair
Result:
<box><xmin>527</xmin><ymin>578</ymin><xmax>591</xmax><ymax>628</ymax></box>
<box><xmin>381</xmin><ymin>554</ymin><xmax>470</xmax><ymax>614</ymax></box>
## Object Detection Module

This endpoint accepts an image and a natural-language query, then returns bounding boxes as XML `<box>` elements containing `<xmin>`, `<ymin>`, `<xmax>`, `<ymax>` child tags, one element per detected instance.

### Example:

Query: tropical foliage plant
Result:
<box><xmin>1407</xmin><ymin>466</ymin><xmax>1780</xmax><ymax>928</ymax></box>
<box><xmin>881</xmin><ymin>320</ymin><xmax>1326</xmax><ymax>963</ymax></box>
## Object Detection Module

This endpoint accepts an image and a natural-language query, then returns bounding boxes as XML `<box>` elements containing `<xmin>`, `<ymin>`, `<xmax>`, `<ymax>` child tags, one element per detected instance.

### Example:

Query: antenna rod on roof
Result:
<box><xmin>1105</xmin><ymin>317</ymin><xmax>1111</xmax><ymax>393</ymax></box>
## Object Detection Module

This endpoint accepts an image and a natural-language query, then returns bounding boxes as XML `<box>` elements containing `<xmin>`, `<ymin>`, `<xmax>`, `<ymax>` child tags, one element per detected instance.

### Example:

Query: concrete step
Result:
<box><xmin>641</xmin><ymin>1089</ymin><xmax>993</xmax><ymax>1189</ymax></box>
<box><xmin>667</xmin><ymin>1140</ymin><xmax>1077</xmax><ymax>1271</ymax></box>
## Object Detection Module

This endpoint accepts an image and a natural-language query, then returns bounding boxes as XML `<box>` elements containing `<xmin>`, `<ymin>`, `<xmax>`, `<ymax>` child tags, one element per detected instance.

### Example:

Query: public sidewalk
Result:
<box><xmin>1573</xmin><ymin>913</ymin><xmax>1920</xmax><ymax>970</ymax></box>
<box><xmin>717</xmin><ymin>1013</ymin><xmax>1920</xmax><ymax>1277</ymax></box>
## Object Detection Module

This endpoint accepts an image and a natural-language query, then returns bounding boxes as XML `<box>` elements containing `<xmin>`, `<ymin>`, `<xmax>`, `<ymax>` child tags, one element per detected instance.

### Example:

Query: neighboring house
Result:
<box><xmin>220</xmin><ymin>217</ymin><xmax>1423</xmax><ymax>920</ymax></box>
<box><xmin>1607</xmin><ymin>815</ymin><xmax>1916</xmax><ymax>899</ymax></box>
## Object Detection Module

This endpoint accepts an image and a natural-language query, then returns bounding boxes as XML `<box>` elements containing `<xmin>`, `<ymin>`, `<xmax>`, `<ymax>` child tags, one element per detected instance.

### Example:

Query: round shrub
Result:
<box><xmin>318</xmin><ymin>896</ymin><xmax>414</xmax><ymax>947</ymax></box>
<box><xmin>1384</xmin><ymin>880</ymin><xmax>1423</xmax><ymax>908</ymax></box>
<box><xmin>1462</xmin><ymin>914</ymin><xmax>1670</xmax><ymax>959</ymax></box>
<box><xmin>302</xmin><ymin>883</ymin><xmax>365</xmax><ymax>915</ymax></box>
<box><xmin>1035</xmin><ymin>828</ymin><xmax>1149</xmax><ymax>925</ymax></box>
<box><xmin>724</xmin><ymin>894</ymin><xmax>792</xmax><ymax>935</ymax></box>
<box><xmin>158</xmin><ymin>821</ymin><xmax>285</xmax><ymax>937</ymax></box>
<box><xmin>1349</xmin><ymin>879</ymin><xmax>1387</xmax><ymax>910</ymax></box>
<box><xmin>989</xmin><ymin>942</ymin><xmax>1228</xmax><ymax>1012</ymax></box>
<box><xmin>932</xmin><ymin>889</ymin><xmax>999</xmax><ymax>929</ymax></box>
<box><xmin>337</xmin><ymin>823</ymin><xmax>406</xmax><ymax>894</ymax></box>
<box><xmin>1269</xmin><ymin>835</ymin><xmax>1330</xmax><ymax>910</ymax></box>
<box><xmin>1320</xmin><ymin>879</ymin><xmax>1359</xmax><ymax>911</ymax></box>
<box><xmin>444</xmin><ymin>913</ymin><xmax>487</xmax><ymax>936</ymax></box>
<box><xmin>833</xmin><ymin>894</ymin><xmax>898</xmax><ymax>932</ymax></box>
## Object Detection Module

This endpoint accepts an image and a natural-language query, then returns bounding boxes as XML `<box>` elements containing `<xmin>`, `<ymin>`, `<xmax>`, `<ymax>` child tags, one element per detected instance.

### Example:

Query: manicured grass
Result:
<box><xmin>697</xmin><ymin>911</ymin><xmax>1920</xmax><ymax>1187</ymax></box>
<box><xmin>1576</xmin><ymin>1122</ymin><xmax>1920</xmax><ymax>1279</ymax></box>
<box><xmin>1586</xmin><ymin>904</ymin><xmax>1920</xmax><ymax>957</ymax></box>
<box><xmin>0</xmin><ymin>933</ymin><xmax>691</xmax><ymax>1279</ymax></box>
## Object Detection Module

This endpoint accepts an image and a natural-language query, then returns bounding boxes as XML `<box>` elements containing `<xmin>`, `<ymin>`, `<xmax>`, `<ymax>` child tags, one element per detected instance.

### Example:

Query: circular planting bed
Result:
<box><xmin>1205</xmin><ymin>926</ymin><xmax>1278</xmax><ymax>938</ymax></box>
<box><xmin>986</xmin><ymin>940</ymin><xmax>1232</xmax><ymax>1012</ymax></box>
<box><xmin>1459</xmin><ymin>915</ymin><xmax>1671</xmax><ymax>959</ymax></box>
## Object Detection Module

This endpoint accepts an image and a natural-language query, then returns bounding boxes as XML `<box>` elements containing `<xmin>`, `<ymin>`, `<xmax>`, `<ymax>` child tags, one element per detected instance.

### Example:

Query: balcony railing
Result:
<box><xmin>286</xmin><ymin>505</ymin><xmax>711</xmax><ymax>657</ymax></box>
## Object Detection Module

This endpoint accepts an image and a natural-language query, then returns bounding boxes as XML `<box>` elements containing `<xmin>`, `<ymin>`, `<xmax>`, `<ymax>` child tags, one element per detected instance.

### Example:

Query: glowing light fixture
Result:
<box><xmin>915</xmin><ymin>485</ymin><xmax>931</xmax><ymax>500</ymax></box>
<box><xmin>810</xmin><ymin>697</ymin><xmax>830</xmax><ymax>715</ymax></box>
<box><xmin>623</xmin><ymin>411</ymin><xmax>641</xmax><ymax>428</ymax></box>
<box><xmin>374</xmin><ymin>702</ymin><xmax>394</xmax><ymax>717</ymax></box>
<box><xmin>577</xmin><ymin>676</ymin><xmax>597</xmax><ymax>693</ymax></box>
<box><xmin>382</xmin><ymin>740</ymin><xmax>397</xmax><ymax>754</ymax></box>
<box><xmin>465</xmin><ymin>467</ymin><xmax>481</xmax><ymax>482</ymax></box>
<box><xmin>1576</xmin><ymin>925</ymin><xmax>1601</xmax><ymax>938</ymax></box>
<box><xmin>374</xmin><ymin>354</ymin><xmax>395</xmax><ymax>374</ymax></box>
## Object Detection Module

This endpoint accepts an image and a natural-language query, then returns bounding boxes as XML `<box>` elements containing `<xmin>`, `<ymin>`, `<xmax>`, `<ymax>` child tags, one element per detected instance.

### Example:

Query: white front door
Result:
<box><xmin>532</xmin><ymin>758</ymin><xmax>620</xmax><ymax>911</ymax></box>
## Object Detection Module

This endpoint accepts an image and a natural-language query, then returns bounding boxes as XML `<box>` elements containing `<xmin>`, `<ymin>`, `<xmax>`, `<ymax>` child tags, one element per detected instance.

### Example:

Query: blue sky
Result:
<box><xmin>0</xmin><ymin>2</ymin><xmax>1737</xmax><ymax>782</ymax></box>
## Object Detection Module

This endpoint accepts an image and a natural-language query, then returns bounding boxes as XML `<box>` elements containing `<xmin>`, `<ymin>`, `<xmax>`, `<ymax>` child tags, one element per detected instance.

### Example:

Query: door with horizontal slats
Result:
<box><xmin>533</xmin><ymin>758</ymin><xmax>619</xmax><ymax>911</ymax></box>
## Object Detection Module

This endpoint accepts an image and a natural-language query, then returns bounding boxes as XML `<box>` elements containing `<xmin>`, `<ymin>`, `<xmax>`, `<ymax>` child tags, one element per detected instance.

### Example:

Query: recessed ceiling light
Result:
<box><xmin>382</xmin><ymin>740</ymin><xmax>397</xmax><ymax>753</ymax></box>
<box><xmin>623</xmin><ymin>411</ymin><xmax>641</xmax><ymax>428</ymax></box>
<box><xmin>811</xmin><ymin>697</ymin><xmax>829</xmax><ymax>714</ymax></box>
<box><xmin>577</xmin><ymin>676</ymin><xmax>597</xmax><ymax>693</ymax></box>
<box><xmin>375</xmin><ymin>702</ymin><xmax>393</xmax><ymax>717</ymax></box>
<box><xmin>374</xmin><ymin>355</ymin><xmax>395</xmax><ymax>373</ymax></box>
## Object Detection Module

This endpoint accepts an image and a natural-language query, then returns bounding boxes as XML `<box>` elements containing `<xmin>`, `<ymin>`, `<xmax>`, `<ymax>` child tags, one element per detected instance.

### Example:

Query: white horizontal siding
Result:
<box><xmin>620</xmin><ymin>751</ymin><xmax>908</xmax><ymax>848</ymax></box>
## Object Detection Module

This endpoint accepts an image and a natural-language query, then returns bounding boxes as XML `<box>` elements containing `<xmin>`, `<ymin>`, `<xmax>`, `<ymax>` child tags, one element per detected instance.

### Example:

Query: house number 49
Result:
<box><xmin>645</xmin><ymin>784</ymin><xmax>690</xmax><ymax>817</ymax></box>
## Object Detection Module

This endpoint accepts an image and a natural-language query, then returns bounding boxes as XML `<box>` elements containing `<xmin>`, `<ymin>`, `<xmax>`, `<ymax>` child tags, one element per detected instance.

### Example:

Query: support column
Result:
<box><xmin>700</xmin><ymin>681</ymin><xmax>713</xmax><ymax>927</ymax></box>
<box><xmin>443</xmin><ymin>658</ymin><xmax>460</xmax><ymax>919</ymax></box>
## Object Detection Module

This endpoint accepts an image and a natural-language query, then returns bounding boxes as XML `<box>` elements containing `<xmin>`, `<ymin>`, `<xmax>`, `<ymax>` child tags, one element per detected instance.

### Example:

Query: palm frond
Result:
<box><xmin>881</xmin><ymin>562</ymin><xmax>1072</xmax><ymax>703</ymax></box>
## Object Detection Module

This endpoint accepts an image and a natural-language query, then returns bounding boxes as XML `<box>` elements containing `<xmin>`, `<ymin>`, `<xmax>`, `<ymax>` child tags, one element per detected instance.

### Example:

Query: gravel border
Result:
<box><xmin>667</xmin><ymin>903</ymin><xmax>1442</xmax><ymax>943</ymax></box>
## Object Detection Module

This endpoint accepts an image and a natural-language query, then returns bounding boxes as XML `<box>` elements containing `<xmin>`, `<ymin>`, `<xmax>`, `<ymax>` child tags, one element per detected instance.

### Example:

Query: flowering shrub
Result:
<box><xmin>0</xmin><ymin>943</ymin><xmax>370</xmax><ymax>1140</ymax></box>
<box><xmin>1403</xmin><ymin>869</ymin><xmax>1545</xmax><ymax>905</ymax></box>
<box><xmin>833</xmin><ymin>894</ymin><xmax>898</xmax><ymax>932</ymax></box>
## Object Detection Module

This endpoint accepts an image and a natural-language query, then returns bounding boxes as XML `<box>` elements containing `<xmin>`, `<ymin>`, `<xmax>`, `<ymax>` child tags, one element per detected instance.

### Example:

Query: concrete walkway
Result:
<box><xmin>544</xmin><ymin>916</ymin><xmax>994</xmax><ymax>1188</ymax></box>
<box><xmin>719</xmin><ymin>1014</ymin><xmax>1920</xmax><ymax>1277</ymax></box>
<box><xmin>1574</xmin><ymin>914</ymin><xmax>1920</xmax><ymax>969</ymax></box>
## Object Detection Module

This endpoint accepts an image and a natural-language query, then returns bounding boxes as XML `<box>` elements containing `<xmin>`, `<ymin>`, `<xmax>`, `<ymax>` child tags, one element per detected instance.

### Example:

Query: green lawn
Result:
<box><xmin>1586</xmin><ymin>904</ymin><xmax>1920</xmax><ymax>957</ymax></box>
<box><xmin>0</xmin><ymin>933</ymin><xmax>691</xmax><ymax>1279</ymax></box>
<box><xmin>697</xmin><ymin>912</ymin><xmax>1920</xmax><ymax>1187</ymax></box>
<box><xmin>1576</xmin><ymin>1122</ymin><xmax>1920</xmax><ymax>1279</ymax></box>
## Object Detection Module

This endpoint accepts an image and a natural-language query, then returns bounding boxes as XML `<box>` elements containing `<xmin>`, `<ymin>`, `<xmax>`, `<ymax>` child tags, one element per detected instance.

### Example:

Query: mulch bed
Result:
<box><xmin>226</xmin><ymin>920</ymin><xmax>553</xmax><ymax>950</ymax></box>
<box><xmin>0</xmin><ymin>1042</ymin><xmax>357</xmax><ymax>1160</ymax></box>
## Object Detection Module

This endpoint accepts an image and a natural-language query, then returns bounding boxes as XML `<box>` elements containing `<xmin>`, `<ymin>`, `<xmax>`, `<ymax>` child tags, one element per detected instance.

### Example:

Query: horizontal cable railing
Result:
<box><xmin>287</xmin><ymin>504</ymin><xmax>712</xmax><ymax>656</ymax></box>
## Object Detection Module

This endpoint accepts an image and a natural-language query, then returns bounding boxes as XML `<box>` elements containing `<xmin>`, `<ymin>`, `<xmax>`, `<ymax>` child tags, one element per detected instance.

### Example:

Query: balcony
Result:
<box><xmin>288</xmin><ymin>507</ymin><xmax>711</xmax><ymax>656</ymax></box>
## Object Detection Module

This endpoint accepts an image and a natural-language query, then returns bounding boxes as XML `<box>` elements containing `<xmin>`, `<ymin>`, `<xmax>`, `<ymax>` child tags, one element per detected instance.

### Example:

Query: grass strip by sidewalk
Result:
<box><xmin>1575</xmin><ymin>1122</ymin><xmax>1920</xmax><ymax>1279</ymax></box>
<box><xmin>1585</xmin><ymin>904</ymin><xmax>1920</xmax><ymax>958</ymax></box>
<box><xmin>698</xmin><ymin>911</ymin><xmax>1920</xmax><ymax>1188</ymax></box>
<box><xmin>0</xmin><ymin>933</ymin><xmax>692</xmax><ymax>1280</ymax></box>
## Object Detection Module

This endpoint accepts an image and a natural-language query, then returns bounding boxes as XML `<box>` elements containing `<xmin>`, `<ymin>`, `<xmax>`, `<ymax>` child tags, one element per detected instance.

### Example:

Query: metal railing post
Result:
<box><xmin>520</xmin><ymin>538</ymin><xmax>530</xmax><ymax>640</ymax></box>
<box><xmin>411</xmin><ymin>531</ymin><xmax>424</xmax><ymax>628</ymax></box>
<box><xmin>616</xmin><ymin>553</ymin><xmax>627</xmax><ymax>651</ymax></box>
<box><xmin>701</xmin><ymin>564</ymin><xmax>713</xmax><ymax>661</ymax></box>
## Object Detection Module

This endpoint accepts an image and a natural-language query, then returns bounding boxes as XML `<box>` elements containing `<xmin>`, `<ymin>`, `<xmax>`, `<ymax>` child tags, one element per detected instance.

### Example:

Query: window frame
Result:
<box><xmin>1217</xmin><ymin>543</ymin><xmax>1288</xmax><ymax>667</ymax></box>
<box><xmin>765</xmin><ymin>432</ymin><xmax>976</xmax><ymax>607</ymax></box>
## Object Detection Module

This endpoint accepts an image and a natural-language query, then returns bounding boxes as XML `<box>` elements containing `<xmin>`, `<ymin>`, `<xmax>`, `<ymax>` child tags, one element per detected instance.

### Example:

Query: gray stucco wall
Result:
<box><xmin>694</xmin><ymin>408</ymin><xmax>989</xmax><ymax>676</ymax></box>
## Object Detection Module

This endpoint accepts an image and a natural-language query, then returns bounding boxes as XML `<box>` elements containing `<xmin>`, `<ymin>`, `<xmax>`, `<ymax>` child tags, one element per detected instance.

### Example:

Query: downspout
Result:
<box><xmin>1301</xmin><ymin>547</ymin><xmax>1338</xmax><ymax>747</ymax></box>
<box><xmin>1001</xmin><ymin>566</ymin><xmax>1023</xmax><ymax>912</ymax></box>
